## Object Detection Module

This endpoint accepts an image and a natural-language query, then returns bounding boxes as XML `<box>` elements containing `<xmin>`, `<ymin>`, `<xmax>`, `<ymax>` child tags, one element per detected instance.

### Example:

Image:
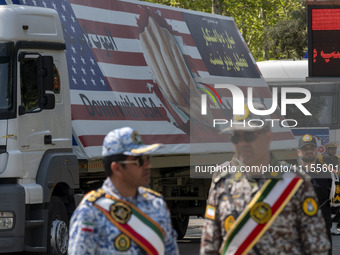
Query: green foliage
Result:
<box><xmin>140</xmin><ymin>0</ymin><xmax>307</xmax><ymax>61</ymax></box>
<box><xmin>265</xmin><ymin>4</ymin><xmax>307</xmax><ymax>59</ymax></box>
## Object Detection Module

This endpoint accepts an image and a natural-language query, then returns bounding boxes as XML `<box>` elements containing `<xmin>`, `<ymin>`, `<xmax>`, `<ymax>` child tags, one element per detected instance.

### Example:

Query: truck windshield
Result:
<box><xmin>0</xmin><ymin>57</ymin><xmax>11</xmax><ymax>111</ymax></box>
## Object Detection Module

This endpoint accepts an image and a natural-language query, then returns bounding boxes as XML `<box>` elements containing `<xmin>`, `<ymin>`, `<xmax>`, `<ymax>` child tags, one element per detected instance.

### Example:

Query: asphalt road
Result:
<box><xmin>178</xmin><ymin>217</ymin><xmax>340</xmax><ymax>255</ymax></box>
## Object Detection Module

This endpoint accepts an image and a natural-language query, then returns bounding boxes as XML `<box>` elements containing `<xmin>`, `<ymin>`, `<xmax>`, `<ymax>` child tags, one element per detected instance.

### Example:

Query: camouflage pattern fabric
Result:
<box><xmin>68</xmin><ymin>178</ymin><xmax>179</xmax><ymax>255</ymax></box>
<box><xmin>200</xmin><ymin>158</ymin><xmax>331</xmax><ymax>255</ymax></box>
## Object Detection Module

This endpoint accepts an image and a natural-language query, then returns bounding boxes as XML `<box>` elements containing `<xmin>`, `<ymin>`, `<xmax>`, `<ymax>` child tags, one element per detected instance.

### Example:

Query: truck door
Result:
<box><xmin>0</xmin><ymin>119</ymin><xmax>7</xmax><ymax>160</ymax></box>
<box><xmin>0</xmin><ymin>51</ymin><xmax>10</xmax><ymax>173</ymax></box>
<box><xmin>16</xmin><ymin>51</ymin><xmax>69</xmax><ymax>155</ymax></box>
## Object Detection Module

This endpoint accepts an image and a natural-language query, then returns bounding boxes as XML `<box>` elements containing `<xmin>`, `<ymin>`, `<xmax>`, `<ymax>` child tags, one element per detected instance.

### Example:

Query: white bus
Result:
<box><xmin>257</xmin><ymin>59</ymin><xmax>340</xmax><ymax>154</ymax></box>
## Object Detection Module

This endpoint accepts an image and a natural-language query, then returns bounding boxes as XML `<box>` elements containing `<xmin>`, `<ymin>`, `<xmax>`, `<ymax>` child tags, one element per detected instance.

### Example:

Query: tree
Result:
<box><xmin>140</xmin><ymin>0</ymin><xmax>307</xmax><ymax>61</ymax></box>
<box><xmin>266</xmin><ymin>6</ymin><xmax>307</xmax><ymax>59</ymax></box>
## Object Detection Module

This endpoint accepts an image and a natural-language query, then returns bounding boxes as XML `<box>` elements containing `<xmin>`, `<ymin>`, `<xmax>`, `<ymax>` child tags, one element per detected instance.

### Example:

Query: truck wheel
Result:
<box><xmin>172</xmin><ymin>214</ymin><xmax>189</xmax><ymax>239</ymax></box>
<box><xmin>48</xmin><ymin>196</ymin><xmax>69</xmax><ymax>255</ymax></box>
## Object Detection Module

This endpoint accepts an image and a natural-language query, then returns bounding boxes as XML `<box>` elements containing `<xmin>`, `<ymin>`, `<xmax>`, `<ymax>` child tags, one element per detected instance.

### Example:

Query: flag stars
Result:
<box><xmin>72</xmin><ymin>76</ymin><xmax>77</xmax><ymax>85</ymax></box>
<box><xmin>22</xmin><ymin>0</ymin><xmax>110</xmax><ymax>91</ymax></box>
<box><xmin>82</xmin><ymin>77</ymin><xmax>87</xmax><ymax>85</ymax></box>
<box><xmin>71</xmin><ymin>45</ymin><xmax>76</xmax><ymax>53</ymax></box>
<box><xmin>71</xmin><ymin>66</ymin><xmax>77</xmax><ymax>74</ymax></box>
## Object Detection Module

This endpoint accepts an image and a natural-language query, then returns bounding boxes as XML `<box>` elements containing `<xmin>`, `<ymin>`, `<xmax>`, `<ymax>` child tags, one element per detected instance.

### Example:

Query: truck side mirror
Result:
<box><xmin>37</xmin><ymin>56</ymin><xmax>54</xmax><ymax>92</ymax></box>
<box><xmin>37</xmin><ymin>56</ymin><xmax>55</xmax><ymax>109</ymax></box>
<box><xmin>39</xmin><ymin>94</ymin><xmax>55</xmax><ymax>110</ymax></box>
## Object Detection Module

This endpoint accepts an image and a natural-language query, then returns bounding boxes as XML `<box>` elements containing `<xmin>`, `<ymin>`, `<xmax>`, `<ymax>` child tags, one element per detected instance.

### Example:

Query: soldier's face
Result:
<box><xmin>119</xmin><ymin>155</ymin><xmax>151</xmax><ymax>188</ymax></box>
<box><xmin>297</xmin><ymin>144</ymin><xmax>317</xmax><ymax>163</ymax></box>
<box><xmin>327</xmin><ymin>147</ymin><xmax>337</xmax><ymax>156</ymax></box>
<box><xmin>232</xmin><ymin>130</ymin><xmax>272</xmax><ymax>166</ymax></box>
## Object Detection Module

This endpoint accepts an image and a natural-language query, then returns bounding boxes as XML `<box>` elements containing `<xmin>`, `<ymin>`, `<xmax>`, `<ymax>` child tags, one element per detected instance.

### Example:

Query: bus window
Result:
<box><xmin>273</xmin><ymin>83</ymin><xmax>339</xmax><ymax>129</ymax></box>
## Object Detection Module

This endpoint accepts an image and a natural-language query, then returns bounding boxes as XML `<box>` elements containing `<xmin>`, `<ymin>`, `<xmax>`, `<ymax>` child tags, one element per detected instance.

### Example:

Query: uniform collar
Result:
<box><xmin>244</xmin><ymin>153</ymin><xmax>284</xmax><ymax>180</ymax></box>
<box><xmin>102</xmin><ymin>177</ymin><xmax>145</xmax><ymax>204</ymax></box>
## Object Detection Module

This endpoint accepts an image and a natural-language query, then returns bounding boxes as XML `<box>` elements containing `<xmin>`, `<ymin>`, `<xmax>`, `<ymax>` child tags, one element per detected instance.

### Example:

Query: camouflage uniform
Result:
<box><xmin>318</xmin><ymin>153</ymin><xmax>340</xmax><ymax>169</ymax></box>
<box><xmin>68</xmin><ymin>178</ymin><xmax>179</xmax><ymax>255</ymax></box>
<box><xmin>200</xmin><ymin>158</ymin><xmax>331</xmax><ymax>255</ymax></box>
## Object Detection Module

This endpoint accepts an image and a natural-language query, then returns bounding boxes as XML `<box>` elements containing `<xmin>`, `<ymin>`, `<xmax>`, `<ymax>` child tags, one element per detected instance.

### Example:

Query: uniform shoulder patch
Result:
<box><xmin>140</xmin><ymin>187</ymin><xmax>162</xmax><ymax>198</ymax></box>
<box><xmin>302</xmin><ymin>197</ymin><xmax>318</xmax><ymax>216</ymax></box>
<box><xmin>205</xmin><ymin>204</ymin><xmax>216</xmax><ymax>220</ymax></box>
<box><xmin>80</xmin><ymin>221</ymin><xmax>95</xmax><ymax>232</ymax></box>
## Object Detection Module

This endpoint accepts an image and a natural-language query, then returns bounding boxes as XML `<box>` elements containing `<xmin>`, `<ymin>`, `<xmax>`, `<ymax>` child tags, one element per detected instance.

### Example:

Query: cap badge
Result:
<box><xmin>131</xmin><ymin>131</ymin><xmax>143</xmax><ymax>145</ymax></box>
<box><xmin>302</xmin><ymin>134</ymin><xmax>312</xmax><ymax>142</ymax></box>
<box><xmin>235</xmin><ymin>105</ymin><xmax>250</xmax><ymax>121</ymax></box>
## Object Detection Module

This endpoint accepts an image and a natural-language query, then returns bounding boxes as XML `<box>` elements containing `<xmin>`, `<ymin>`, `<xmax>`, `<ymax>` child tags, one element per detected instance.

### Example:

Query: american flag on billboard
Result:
<box><xmin>11</xmin><ymin>0</ymin><xmax>295</xmax><ymax>159</ymax></box>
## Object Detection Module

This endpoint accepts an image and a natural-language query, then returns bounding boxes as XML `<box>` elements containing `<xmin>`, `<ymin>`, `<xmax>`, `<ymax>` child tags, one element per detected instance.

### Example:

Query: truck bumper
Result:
<box><xmin>0</xmin><ymin>184</ymin><xmax>25</xmax><ymax>253</ymax></box>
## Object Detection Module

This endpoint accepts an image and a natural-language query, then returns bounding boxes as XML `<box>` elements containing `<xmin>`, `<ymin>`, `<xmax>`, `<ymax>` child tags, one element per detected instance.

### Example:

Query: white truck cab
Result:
<box><xmin>0</xmin><ymin>5</ymin><xmax>78</xmax><ymax>254</ymax></box>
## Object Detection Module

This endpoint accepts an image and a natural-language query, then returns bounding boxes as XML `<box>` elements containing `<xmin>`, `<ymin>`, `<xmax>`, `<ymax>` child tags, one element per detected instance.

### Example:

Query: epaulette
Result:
<box><xmin>85</xmin><ymin>188</ymin><xmax>106</xmax><ymax>203</ymax></box>
<box><xmin>211</xmin><ymin>161</ymin><xmax>232</xmax><ymax>183</ymax></box>
<box><xmin>213</xmin><ymin>171</ymin><xmax>230</xmax><ymax>183</ymax></box>
<box><xmin>278</xmin><ymin>160</ymin><xmax>288</xmax><ymax>165</ymax></box>
<box><xmin>140</xmin><ymin>187</ymin><xmax>162</xmax><ymax>198</ymax></box>
<box><xmin>276</xmin><ymin>161</ymin><xmax>307</xmax><ymax>178</ymax></box>
<box><xmin>317</xmin><ymin>154</ymin><xmax>324</xmax><ymax>163</ymax></box>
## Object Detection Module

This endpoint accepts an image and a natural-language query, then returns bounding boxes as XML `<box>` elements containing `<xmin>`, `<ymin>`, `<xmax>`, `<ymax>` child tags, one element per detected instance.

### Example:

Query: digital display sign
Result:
<box><xmin>308</xmin><ymin>5</ymin><xmax>340</xmax><ymax>76</ymax></box>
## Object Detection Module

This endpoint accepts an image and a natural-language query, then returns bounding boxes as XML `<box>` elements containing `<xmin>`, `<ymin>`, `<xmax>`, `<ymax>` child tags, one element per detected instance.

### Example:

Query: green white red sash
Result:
<box><xmin>94</xmin><ymin>194</ymin><xmax>165</xmax><ymax>255</ymax></box>
<box><xmin>221</xmin><ymin>172</ymin><xmax>303</xmax><ymax>255</ymax></box>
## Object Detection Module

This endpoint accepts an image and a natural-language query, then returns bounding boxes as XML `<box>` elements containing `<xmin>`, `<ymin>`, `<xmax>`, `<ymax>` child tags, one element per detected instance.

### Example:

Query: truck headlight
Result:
<box><xmin>0</xmin><ymin>212</ymin><xmax>14</xmax><ymax>230</ymax></box>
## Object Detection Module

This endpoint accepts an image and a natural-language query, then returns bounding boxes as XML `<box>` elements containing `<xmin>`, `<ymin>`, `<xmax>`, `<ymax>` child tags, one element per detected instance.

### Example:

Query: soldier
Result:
<box><xmin>68</xmin><ymin>127</ymin><xmax>179</xmax><ymax>255</ymax></box>
<box><xmin>318</xmin><ymin>141</ymin><xmax>340</xmax><ymax>235</ymax></box>
<box><xmin>318</xmin><ymin>142</ymin><xmax>340</xmax><ymax>168</ymax></box>
<box><xmin>200</xmin><ymin>103</ymin><xmax>330</xmax><ymax>255</ymax></box>
<box><xmin>297</xmin><ymin>134</ymin><xmax>333</xmax><ymax>253</ymax></box>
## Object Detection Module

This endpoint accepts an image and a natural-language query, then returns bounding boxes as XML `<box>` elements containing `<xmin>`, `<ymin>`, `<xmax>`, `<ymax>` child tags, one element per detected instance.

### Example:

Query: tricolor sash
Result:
<box><xmin>94</xmin><ymin>194</ymin><xmax>165</xmax><ymax>255</ymax></box>
<box><xmin>220</xmin><ymin>172</ymin><xmax>303</xmax><ymax>255</ymax></box>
